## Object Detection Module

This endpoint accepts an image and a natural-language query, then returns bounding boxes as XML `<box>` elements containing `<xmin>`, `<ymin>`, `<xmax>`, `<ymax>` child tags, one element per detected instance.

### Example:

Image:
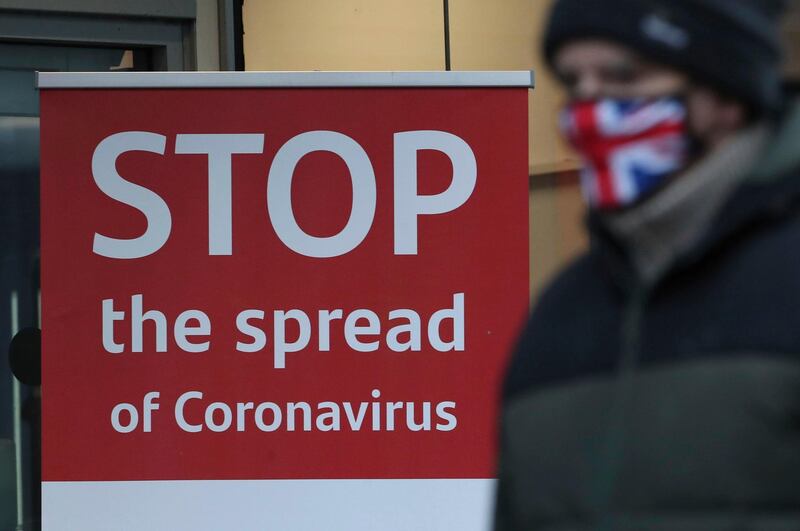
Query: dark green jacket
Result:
<box><xmin>495</xmin><ymin>104</ymin><xmax>800</xmax><ymax>531</ymax></box>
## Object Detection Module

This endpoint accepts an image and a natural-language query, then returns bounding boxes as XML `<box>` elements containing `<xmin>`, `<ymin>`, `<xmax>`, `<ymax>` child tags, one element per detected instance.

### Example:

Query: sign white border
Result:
<box><xmin>37</xmin><ymin>70</ymin><xmax>534</xmax><ymax>89</ymax></box>
<box><xmin>43</xmin><ymin>479</ymin><xmax>496</xmax><ymax>531</ymax></box>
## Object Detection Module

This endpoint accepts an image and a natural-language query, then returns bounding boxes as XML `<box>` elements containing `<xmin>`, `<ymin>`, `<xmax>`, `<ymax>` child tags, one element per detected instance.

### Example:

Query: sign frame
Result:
<box><xmin>38</xmin><ymin>70</ymin><xmax>533</xmax><ymax>531</ymax></box>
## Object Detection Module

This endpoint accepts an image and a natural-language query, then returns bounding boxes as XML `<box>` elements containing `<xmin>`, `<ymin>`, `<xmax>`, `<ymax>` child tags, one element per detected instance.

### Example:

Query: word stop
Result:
<box><xmin>91</xmin><ymin>130</ymin><xmax>477</xmax><ymax>259</ymax></box>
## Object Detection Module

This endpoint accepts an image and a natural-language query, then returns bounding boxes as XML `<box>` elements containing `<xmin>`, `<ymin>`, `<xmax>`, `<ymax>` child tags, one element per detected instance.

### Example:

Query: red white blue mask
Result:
<box><xmin>560</xmin><ymin>97</ymin><xmax>689</xmax><ymax>210</ymax></box>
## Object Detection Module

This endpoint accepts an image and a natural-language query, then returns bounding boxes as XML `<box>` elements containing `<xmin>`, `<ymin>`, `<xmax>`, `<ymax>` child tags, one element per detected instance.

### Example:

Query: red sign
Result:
<box><xmin>39</xmin><ymin>72</ymin><xmax>530</xmax><ymax>530</ymax></box>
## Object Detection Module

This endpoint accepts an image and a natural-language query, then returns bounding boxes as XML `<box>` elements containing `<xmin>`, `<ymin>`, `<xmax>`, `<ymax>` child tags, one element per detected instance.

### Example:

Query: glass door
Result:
<box><xmin>0</xmin><ymin>42</ymin><xmax>141</xmax><ymax>531</ymax></box>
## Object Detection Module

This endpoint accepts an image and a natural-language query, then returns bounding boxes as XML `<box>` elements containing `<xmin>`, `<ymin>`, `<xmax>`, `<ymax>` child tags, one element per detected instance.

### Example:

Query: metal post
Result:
<box><xmin>443</xmin><ymin>0</ymin><xmax>451</xmax><ymax>71</ymax></box>
<box><xmin>11</xmin><ymin>290</ymin><xmax>22</xmax><ymax>529</ymax></box>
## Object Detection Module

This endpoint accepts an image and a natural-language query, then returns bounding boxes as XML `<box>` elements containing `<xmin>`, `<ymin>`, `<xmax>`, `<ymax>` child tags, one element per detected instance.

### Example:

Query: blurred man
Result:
<box><xmin>495</xmin><ymin>0</ymin><xmax>800</xmax><ymax>529</ymax></box>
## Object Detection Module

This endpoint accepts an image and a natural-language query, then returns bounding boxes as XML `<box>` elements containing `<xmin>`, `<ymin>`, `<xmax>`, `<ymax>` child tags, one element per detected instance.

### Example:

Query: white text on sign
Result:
<box><xmin>91</xmin><ymin>131</ymin><xmax>477</xmax><ymax>259</ymax></box>
<box><xmin>102</xmin><ymin>293</ymin><xmax>466</xmax><ymax>369</ymax></box>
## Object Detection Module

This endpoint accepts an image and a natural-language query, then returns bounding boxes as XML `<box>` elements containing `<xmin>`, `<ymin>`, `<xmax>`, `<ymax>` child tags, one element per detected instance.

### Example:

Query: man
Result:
<box><xmin>495</xmin><ymin>0</ymin><xmax>800</xmax><ymax>529</ymax></box>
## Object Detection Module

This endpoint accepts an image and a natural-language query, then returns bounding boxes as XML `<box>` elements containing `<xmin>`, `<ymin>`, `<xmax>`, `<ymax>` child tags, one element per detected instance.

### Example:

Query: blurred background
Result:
<box><xmin>2</xmin><ymin>1</ymin><xmax>800</xmax><ymax>529</ymax></box>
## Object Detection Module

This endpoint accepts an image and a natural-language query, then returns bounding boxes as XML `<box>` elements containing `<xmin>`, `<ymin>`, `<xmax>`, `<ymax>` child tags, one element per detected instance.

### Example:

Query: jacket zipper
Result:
<box><xmin>592</xmin><ymin>283</ymin><xmax>649</xmax><ymax>531</ymax></box>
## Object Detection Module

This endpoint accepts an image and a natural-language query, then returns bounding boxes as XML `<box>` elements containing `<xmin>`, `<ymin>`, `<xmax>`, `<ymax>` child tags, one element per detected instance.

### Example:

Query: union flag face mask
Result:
<box><xmin>560</xmin><ymin>97</ymin><xmax>689</xmax><ymax>210</ymax></box>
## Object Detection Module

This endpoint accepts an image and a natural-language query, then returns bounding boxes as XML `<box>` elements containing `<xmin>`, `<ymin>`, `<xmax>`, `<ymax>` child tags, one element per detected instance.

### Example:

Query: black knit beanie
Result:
<box><xmin>544</xmin><ymin>0</ymin><xmax>787</xmax><ymax>113</ymax></box>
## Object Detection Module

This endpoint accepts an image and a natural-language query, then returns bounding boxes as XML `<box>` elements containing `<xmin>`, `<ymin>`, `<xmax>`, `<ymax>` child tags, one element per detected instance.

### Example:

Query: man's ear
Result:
<box><xmin>686</xmin><ymin>86</ymin><xmax>749</xmax><ymax>149</ymax></box>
